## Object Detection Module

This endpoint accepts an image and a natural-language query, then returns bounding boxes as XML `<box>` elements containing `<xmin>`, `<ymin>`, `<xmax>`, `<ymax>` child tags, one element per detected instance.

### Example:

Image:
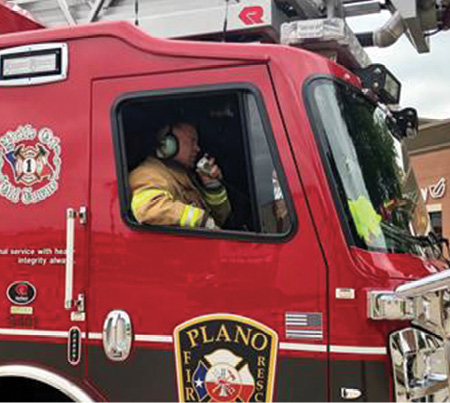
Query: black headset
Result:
<box><xmin>155</xmin><ymin>125</ymin><xmax>179</xmax><ymax>159</ymax></box>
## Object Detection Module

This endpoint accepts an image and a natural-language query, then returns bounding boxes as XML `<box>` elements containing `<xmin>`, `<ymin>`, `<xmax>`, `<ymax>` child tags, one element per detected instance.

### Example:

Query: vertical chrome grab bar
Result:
<box><xmin>65</xmin><ymin>208</ymin><xmax>76</xmax><ymax>310</ymax></box>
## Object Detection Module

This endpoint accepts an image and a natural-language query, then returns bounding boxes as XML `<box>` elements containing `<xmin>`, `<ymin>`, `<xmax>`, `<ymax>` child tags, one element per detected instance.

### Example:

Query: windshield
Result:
<box><xmin>309</xmin><ymin>79</ymin><xmax>432</xmax><ymax>256</ymax></box>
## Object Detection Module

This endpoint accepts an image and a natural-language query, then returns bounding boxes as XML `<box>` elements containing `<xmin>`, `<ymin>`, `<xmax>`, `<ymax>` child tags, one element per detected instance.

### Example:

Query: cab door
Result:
<box><xmin>0</xmin><ymin>75</ymin><xmax>89</xmax><ymax>378</ymax></box>
<box><xmin>88</xmin><ymin>64</ymin><xmax>328</xmax><ymax>401</ymax></box>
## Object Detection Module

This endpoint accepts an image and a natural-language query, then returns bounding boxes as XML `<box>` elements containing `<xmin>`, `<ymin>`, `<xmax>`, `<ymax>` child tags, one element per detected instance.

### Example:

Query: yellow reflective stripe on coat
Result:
<box><xmin>180</xmin><ymin>205</ymin><xmax>203</xmax><ymax>228</ymax></box>
<box><xmin>203</xmin><ymin>188</ymin><xmax>228</xmax><ymax>206</ymax></box>
<box><xmin>131</xmin><ymin>188</ymin><xmax>171</xmax><ymax>216</ymax></box>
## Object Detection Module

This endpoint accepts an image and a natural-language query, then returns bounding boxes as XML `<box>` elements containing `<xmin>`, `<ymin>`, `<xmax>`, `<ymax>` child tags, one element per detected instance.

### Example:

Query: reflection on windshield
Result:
<box><xmin>311</xmin><ymin>80</ymin><xmax>431</xmax><ymax>256</ymax></box>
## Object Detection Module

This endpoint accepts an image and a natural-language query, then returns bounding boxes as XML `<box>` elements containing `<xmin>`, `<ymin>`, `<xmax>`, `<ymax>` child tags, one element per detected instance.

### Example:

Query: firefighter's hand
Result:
<box><xmin>198</xmin><ymin>157</ymin><xmax>223</xmax><ymax>187</ymax></box>
<box><xmin>205</xmin><ymin>216</ymin><xmax>220</xmax><ymax>230</ymax></box>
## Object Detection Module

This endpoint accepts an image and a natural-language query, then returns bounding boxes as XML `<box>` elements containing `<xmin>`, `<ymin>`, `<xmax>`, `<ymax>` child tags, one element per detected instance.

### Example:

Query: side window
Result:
<box><xmin>114</xmin><ymin>88</ymin><xmax>293</xmax><ymax>237</ymax></box>
<box><xmin>245</xmin><ymin>93</ymin><xmax>290</xmax><ymax>233</ymax></box>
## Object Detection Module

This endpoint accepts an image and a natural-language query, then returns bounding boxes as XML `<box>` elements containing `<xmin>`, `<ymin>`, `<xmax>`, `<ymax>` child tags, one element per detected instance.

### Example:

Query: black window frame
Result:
<box><xmin>236</xmin><ymin>91</ymin><xmax>261</xmax><ymax>233</ymax></box>
<box><xmin>111</xmin><ymin>82</ymin><xmax>297</xmax><ymax>243</ymax></box>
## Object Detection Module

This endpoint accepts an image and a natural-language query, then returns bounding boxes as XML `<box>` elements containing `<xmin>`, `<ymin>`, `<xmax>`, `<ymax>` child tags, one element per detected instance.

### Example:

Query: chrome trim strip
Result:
<box><xmin>0</xmin><ymin>329</ymin><xmax>387</xmax><ymax>355</ymax></box>
<box><xmin>330</xmin><ymin>345</ymin><xmax>387</xmax><ymax>355</ymax></box>
<box><xmin>0</xmin><ymin>328</ymin><xmax>87</xmax><ymax>338</ymax></box>
<box><xmin>90</xmin><ymin>333</ymin><xmax>173</xmax><ymax>343</ymax></box>
<box><xmin>281</xmin><ymin>343</ymin><xmax>387</xmax><ymax>354</ymax></box>
<box><xmin>0</xmin><ymin>328</ymin><xmax>68</xmax><ymax>338</ymax></box>
<box><xmin>135</xmin><ymin>334</ymin><xmax>173</xmax><ymax>343</ymax></box>
<box><xmin>88</xmin><ymin>332</ymin><xmax>102</xmax><ymax>340</ymax></box>
<box><xmin>279</xmin><ymin>342</ymin><xmax>327</xmax><ymax>352</ymax></box>
<box><xmin>0</xmin><ymin>365</ymin><xmax>94</xmax><ymax>402</ymax></box>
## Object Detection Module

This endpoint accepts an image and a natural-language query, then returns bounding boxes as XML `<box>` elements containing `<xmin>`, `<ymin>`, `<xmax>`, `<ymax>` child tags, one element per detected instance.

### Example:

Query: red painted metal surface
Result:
<box><xmin>0</xmin><ymin>21</ymin><xmax>443</xmax><ymax>400</ymax></box>
<box><xmin>0</xmin><ymin>0</ymin><xmax>43</xmax><ymax>34</ymax></box>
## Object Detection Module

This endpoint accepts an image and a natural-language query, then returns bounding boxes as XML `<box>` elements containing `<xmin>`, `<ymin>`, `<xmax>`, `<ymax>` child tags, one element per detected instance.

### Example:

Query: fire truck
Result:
<box><xmin>0</xmin><ymin>0</ymin><xmax>450</xmax><ymax>401</ymax></box>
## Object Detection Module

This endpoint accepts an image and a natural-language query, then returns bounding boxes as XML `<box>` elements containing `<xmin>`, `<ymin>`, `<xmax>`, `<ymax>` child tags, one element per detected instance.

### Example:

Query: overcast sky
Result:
<box><xmin>347</xmin><ymin>13</ymin><xmax>450</xmax><ymax>120</ymax></box>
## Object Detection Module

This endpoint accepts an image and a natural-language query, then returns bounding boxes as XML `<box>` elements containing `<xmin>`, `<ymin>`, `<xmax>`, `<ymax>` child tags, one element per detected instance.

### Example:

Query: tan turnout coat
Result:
<box><xmin>129</xmin><ymin>157</ymin><xmax>230</xmax><ymax>228</ymax></box>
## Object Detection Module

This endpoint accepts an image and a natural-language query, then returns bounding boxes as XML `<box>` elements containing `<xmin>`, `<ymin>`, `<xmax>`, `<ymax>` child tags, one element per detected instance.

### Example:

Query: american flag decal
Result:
<box><xmin>285</xmin><ymin>312</ymin><xmax>323</xmax><ymax>340</ymax></box>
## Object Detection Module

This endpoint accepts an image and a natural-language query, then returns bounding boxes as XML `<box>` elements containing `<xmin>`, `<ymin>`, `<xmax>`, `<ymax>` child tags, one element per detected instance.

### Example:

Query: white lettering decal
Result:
<box><xmin>0</xmin><ymin>247</ymin><xmax>67</xmax><ymax>266</ymax></box>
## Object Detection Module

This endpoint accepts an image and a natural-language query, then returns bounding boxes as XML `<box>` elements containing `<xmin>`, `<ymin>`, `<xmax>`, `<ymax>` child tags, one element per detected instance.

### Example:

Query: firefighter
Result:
<box><xmin>129</xmin><ymin>122</ymin><xmax>231</xmax><ymax>229</ymax></box>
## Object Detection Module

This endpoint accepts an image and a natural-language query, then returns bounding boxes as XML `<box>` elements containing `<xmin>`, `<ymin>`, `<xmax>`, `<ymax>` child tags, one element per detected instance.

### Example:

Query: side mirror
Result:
<box><xmin>392</xmin><ymin>107</ymin><xmax>418</xmax><ymax>138</ymax></box>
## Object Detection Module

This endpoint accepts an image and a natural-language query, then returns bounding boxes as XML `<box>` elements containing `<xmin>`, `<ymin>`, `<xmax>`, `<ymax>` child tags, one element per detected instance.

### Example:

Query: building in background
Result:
<box><xmin>407</xmin><ymin>118</ymin><xmax>450</xmax><ymax>249</ymax></box>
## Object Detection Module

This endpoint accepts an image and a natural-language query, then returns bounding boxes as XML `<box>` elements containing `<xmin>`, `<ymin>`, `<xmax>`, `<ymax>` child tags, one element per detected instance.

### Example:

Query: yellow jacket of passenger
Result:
<box><xmin>129</xmin><ymin>157</ymin><xmax>231</xmax><ymax>228</ymax></box>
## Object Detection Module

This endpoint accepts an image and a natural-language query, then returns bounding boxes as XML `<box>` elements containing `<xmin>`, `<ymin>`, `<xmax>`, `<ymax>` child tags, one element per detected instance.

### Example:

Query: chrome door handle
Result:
<box><xmin>65</xmin><ymin>208</ymin><xmax>76</xmax><ymax>309</ymax></box>
<box><xmin>103</xmin><ymin>310</ymin><xmax>133</xmax><ymax>361</ymax></box>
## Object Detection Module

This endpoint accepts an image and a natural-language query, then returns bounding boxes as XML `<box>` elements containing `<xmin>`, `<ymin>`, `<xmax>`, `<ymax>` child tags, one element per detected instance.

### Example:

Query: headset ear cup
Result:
<box><xmin>156</xmin><ymin>128</ymin><xmax>179</xmax><ymax>159</ymax></box>
<box><xmin>163</xmin><ymin>134</ymin><xmax>179</xmax><ymax>159</ymax></box>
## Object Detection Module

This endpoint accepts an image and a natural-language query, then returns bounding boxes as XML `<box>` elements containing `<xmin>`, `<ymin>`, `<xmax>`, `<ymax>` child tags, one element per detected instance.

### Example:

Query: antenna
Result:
<box><xmin>222</xmin><ymin>0</ymin><xmax>230</xmax><ymax>42</ymax></box>
<box><xmin>134</xmin><ymin>0</ymin><xmax>139</xmax><ymax>26</ymax></box>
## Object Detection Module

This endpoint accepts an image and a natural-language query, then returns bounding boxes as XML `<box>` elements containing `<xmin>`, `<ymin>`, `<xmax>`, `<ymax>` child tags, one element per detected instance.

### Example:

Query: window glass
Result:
<box><xmin>115</xmin><ymin>89</ymin><xmax>292</xmax><ymax>237</ymax></box>
<box><xmin>245</xmin><ymin>93</ymin><xmax>290</xmax><ymax>233</ymax></box>
<box><xmin>309</xmin><ymin>79</ymin><xmax>433</xmax><ymax>257</ymax></box>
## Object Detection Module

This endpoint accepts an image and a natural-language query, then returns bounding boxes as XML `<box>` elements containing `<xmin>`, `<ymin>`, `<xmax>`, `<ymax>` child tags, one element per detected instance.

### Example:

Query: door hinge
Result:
<box><xmin>79</xmin><ymin>206</ymin><xmax>88</xmax><ymax>225</ymax></box>
<box><xmin>70</xmin><ymin>293</ymin><xmax>86</xmax><ymax>322</ymax></box>
<box><xmin>76</xmin><ymin>293</ymin><xmax>85</xmax><ymax>312</ymax></box>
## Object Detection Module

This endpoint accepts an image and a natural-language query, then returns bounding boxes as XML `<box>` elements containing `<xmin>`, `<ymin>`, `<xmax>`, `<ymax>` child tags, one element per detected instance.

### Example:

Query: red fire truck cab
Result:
<box><xmin>0</xmin><ymin>21</ymin><xmax>449</xmax><ymax>402</ymax></box>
